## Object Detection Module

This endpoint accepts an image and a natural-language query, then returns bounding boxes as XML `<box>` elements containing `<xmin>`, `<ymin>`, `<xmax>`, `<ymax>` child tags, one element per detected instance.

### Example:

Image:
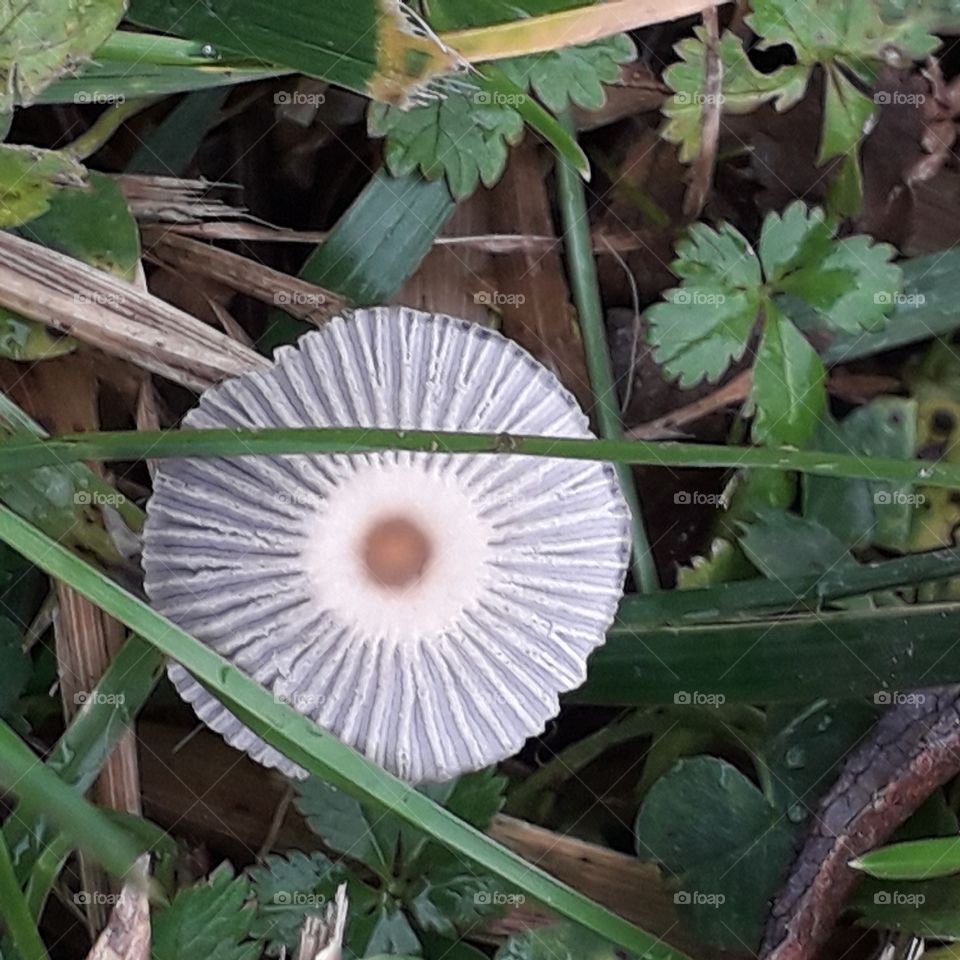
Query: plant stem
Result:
<box><xmin>0</xmin><ymin>427</ymin><xmax>954</xmax><ymax>488</ymax></box>
<box><xmin>0</xmin><ymin>832</ymin><xmax>47</xmax><ymax>960</ymax></box>
<box><xmin>557</xmin><ymin>109</ymin><xmax>658</xmax><ymax>591</ymax></box>
<box><xmin>62</xmin><ymin>99</ymin><xmax>157</xmax><ymax>162</ymax></box>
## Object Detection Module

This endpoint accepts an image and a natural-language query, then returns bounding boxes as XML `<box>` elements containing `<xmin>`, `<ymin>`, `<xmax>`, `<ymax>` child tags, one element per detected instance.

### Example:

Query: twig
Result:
<box><xmin>683</xmin><ymin>6</ymin><xmax>723</xmax><ymax>218</ymax></box>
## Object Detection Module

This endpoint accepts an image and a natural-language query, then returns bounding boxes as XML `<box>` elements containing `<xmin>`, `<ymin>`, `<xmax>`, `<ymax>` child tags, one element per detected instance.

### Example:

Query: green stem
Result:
<box><xmin>0</xmin><ymin>504</ymin><xmax>689</xmax><ymax>960</ymax></box>
<box><xmin>62</xmin><ymin>99</ymin><xmax>157</xmax><ymax>162</ymax></box>
<box><xmin>556</xmin><ymin>111</ymin><xmax>659</xmax><ymax>593</ymax></box>
<box><xmin>0</xmin><ymin>427</ymin><xmax>956</xmax><ymax>489</ymax></box>
<box><xmin>0</xmin><ymin>832</ymin><xmax>46</xmax><ymax>960</ymax></box>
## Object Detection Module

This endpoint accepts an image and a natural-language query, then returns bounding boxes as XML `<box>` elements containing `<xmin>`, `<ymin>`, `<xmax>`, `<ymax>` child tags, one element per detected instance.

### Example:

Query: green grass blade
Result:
<box><xmin>580</xmin><ymin>600</ymin><xmax>960</xmax><ymax>705</ymax></box>
<box><xmin>0</xmin><ymin>504</ymin><xmax>689</xmax><ymax>960</ymax></box>
<box><xmin>0</xmin><ymin>427</ymin><xmax>957</xmax><ymax>489</ymax></box>
<box><xmin>616</xmin><ymin>546</ymin><xmax>960</xmax><ymax>626</ymax></box>
<box><xmin>0</xmin><ymin>719</ymin><xmax>144</xmax><ymax>882</ymax></box>
<box><xmin>0</xmin><ymin>830</ymin><xmax>46</xmax><ymax>960</ymax></box>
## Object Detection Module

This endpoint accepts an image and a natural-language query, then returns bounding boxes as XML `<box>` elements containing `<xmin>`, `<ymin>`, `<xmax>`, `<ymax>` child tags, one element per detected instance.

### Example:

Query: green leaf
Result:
<box><xmin>819</xmin><ymin>66</ymin><xmax>876</xmax><ymax>162</ymax></box>
<box><xmin>739</xmin><ymin>509</ymin><xmax>854</xmax><ymax>581</ymax></box>
<box><xmin>368</xmin><ymin>88</ymin><xmax>525</xmax><ymax>199</ymax></box>
<box><xmin>751</xmin><ymin>303</ymin><xmax>826</xmax><ymax>446</ymax></box>
<box><xmin>1</xmin><ymin>171</ymin><xmax>142</xmax><ymax>361</ymax></box>
<box><xmin>436</xmin><ymin>768</ymin><xmax>508</xmax><ymax>829</ymax></box>
<box><xmin>248</xmin><ymin>852</ymin><xmax>353</xmax><ymax>956</ymax></box>
<box><xmin>853</xmin><ymin>837</ymin><xmax>960</xmax><ymax>881</ymax></box>
<box><xmin>293</xmin><ymin>776</ymin><xmax>396</xmax><ymax>877</ymax></box>
<box><xmin>803</xmin><ymin>399</ymin><xmax>919</xmax><ymax>550</ymax></box>
<box><xmin>408</xmin><ymin>864</ymin><xmax>502</xmax><ymax>939</ymax></box>
<box><xmin>635</xmin><ymin>757</ymin><xmax>794</xmax><ymax>949</ymax></box>
<box><xmin>0</xmin><ymin>146</ymin><xmax>86</xmax><ymax>228</ymax></box>
<box><xmin>498</xmin><ymin>34</ymin><xmax>636</xmax><ymax>112</ymax></box>
<box><xmin>153</xmin><ymin>865</ymin><xmax>260</xmax><ymax>960</ymax></box>
<box><xmin>0</xmin><ymin>0</ymin><xmax>125</xmax><ymax>109</ymax></box>
<box><xmin>748</xmin><ymin>0</ymin><xmax>939</xmax><ymax>66</ymax></box>
<box><xmin>496</xmin><ymin>923</ymin><xmax>627</xmax><ymax>959</ymax></box>
<box><xmin>662</xmin><ymin>27</ymin><xmax>808</xmax><ymax>162</ymax></box>
<box><xmin>0</xmin><ymin>618</ymin><xmax>30</xmax><ymax>719</ymax></box>
<box><xmin>646</xmin><ymin>222</ymin><xmax>762</xmax><ymax>386</ymax></box>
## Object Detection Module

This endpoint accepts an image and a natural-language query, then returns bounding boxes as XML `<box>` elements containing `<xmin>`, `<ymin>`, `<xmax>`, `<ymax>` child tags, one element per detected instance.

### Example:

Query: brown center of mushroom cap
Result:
<box><xmin>361</xmin><ymin>515</ymin><xmax>432</xmax><ymax>589</ymax></box>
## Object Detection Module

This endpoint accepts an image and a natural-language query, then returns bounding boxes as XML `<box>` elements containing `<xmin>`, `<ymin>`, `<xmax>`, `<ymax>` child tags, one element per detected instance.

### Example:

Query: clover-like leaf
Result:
<box><xmin>368</xmin><ymin>91</ymin><xmax>524</xmax><ymax>200</ymax></box>
<box><xmin>662</xmin><ymin>26</ymin><xmax>807</xmax><ymax>162</ymax></box>
<box><xmin>498</xmin><ymin>34</ymin><xmax>636</xmax><ymax>113</ymax></box>
<box><xmin>0</xmin><ymin>145</ymin><xmax>86</xmax><ymax>229</ymax></box>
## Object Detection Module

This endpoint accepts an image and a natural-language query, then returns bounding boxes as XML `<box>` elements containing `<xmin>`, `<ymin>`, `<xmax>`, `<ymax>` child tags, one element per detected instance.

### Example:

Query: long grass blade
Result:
<box><xmin>0</xmin><ymin>503</ymin><xmax>689</xmax><ymax>960</ymax></box>
<box><xmin>0</xmin><ymin>427</ymin><xmax>955</xmax><ymax>489</ymax></box>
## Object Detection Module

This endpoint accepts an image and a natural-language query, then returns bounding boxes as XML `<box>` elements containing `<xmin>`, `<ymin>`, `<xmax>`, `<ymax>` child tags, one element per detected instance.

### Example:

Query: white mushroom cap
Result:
<box><xmin>142</xmin><ymin>307</ymin><xmax>631</xmax><ymax>783</ymax></box>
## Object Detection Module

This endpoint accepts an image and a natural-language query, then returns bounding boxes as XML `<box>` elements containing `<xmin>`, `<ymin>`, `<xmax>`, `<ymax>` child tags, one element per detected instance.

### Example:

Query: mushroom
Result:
<box><xmin>142</xmin><ymin>307</ymin><xmax>632</xmax><ymax>783</ymax></box>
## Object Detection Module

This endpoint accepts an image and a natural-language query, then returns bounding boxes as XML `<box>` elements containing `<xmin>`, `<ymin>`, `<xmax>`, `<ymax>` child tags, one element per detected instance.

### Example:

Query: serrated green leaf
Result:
<box><xmin>293</xmin><ymin>776</ymin><xmax>396</xmax><ymax>877</ymax></box>
<box><xmin>751</xmin><ymin>303</ymin><xmax>826</xmax><ymax>446</ymax></box>
<box><xmin>408</xmin><ymin>865</ymin><xmax>502</xmax><ymax>939</ymax></box>
<box><xmin>368</xmin><ymin>90</ymin><xmax>524</xmax><ymax>200</ymax></box>
<box><xmin>634</xmin><ymin>757</ymin><xmax>794</xmax><ymax>949</ymax></box>
<box><xmin>496</xmin><ymin>923</ymin><xmax>627</xmax><ymax>960</ymax></box>
<box><xmin>748</xmin><ymin>0</ymin><xmax>939</xmax><ymax>65</ymax></box>
<box><xmin>0</xmin><ymin>0</ymin><xmax>125</xmax><ymax>109</ymax></box>
<box><xmin>498</xmin><ymin>34</ymin><xmax>635</xmax><ymax>113</ymax></box>
<box><xmin>662</xmin><ymin>27</ymin><xmax>807</xmax><ymax>162</ymax></box>
<box><xmin>427</xmin><ymin>768</ymin><xmax>508</xmax><ymax>830</ymax></box>
<box><xmin>646</xmin><ymin>222</ymin><xmax>761</xmax><ymax>387</ymax></box>
<box><xmin>153</xmin><ymin>865</ymin><xmax>260</xmax><ymax>960</ymax></box>
<box><xmin>248</xmin><ymin>851</ymin><xmax>353</xmax><ymax>956</ymax></box>
<box><xmin>759</xmin><ymin>202</ymin><xmax>901</xmax><ymax>332</ymax></box>
<box><xmin>0</xmin><ymin>146</ymin><xmax>86</xmax><ymax>229</ymax></box>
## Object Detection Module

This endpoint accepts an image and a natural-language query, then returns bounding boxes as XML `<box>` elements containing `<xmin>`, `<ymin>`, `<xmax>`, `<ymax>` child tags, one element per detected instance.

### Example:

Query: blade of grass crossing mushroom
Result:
<box><xmin>0</xmin><ymin>831</ymin><xmax>46</xmax><ymax>960</ymax></box>
<box><xmin>0</xmin><ymin>504</ymin><xmax>690</xmax><ymax>960</ymax></box>
<box><xmin>556</xmin><ymin>109</ymin><xmax>657</xmax><ymax>591</ymax></box>
<box><xmin>1</xmin><ymin>427</ymin><xmax>959</xmax><ymax>489</ymax></box>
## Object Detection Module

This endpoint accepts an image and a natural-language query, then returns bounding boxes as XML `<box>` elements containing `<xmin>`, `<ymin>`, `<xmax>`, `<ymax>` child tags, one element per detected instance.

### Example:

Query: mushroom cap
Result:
<box><xmin>143</xmin><ymin>307</ymin><xmax>631</xmax><ymax>782</ymax></box>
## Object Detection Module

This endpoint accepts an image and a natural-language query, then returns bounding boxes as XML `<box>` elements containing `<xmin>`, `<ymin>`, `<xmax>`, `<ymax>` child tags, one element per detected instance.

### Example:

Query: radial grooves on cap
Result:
<box><xmin>143</xmin><ymin>306</ymin><xmax>632</xmax><ymax>783</ymax></box>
